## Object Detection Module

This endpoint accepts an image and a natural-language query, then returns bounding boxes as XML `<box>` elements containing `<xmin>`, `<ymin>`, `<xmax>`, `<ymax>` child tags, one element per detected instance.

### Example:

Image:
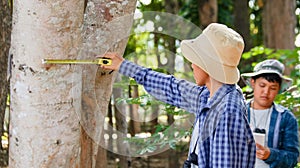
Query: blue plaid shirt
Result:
<box><xmin>119</xmin><ymin>60</ymin><xmax>256</xmax><ymax>168</ymax></box>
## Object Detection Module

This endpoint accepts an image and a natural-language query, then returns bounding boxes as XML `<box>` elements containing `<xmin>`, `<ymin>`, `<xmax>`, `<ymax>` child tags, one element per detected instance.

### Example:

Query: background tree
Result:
<box><xmin>198</xmin><ymin>0</ymin><xmax>217</xmax><ymax>28</ymax></box>
<box><xmin>262</xmin><ymin>0</ymin><xmax>296</xmax><ymax>49</ymax></box>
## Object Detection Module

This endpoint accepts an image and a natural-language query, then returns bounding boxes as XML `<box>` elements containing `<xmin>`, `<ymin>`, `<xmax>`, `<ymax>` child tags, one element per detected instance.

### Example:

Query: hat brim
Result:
<box><xmin>180</xmin><ymin>34</ymin><xmax>239</xmax><ymax>84</ymax></box>
<box><xmin>241</xmin><ymin>70</ymin><xmax>293</xmax><ymax>93</ymax></box>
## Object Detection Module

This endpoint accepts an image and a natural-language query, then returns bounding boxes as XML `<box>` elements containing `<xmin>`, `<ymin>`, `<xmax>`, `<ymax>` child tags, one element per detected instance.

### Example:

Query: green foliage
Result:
<box><xmin>124</xmin><ymin>124</ymin><xmax>192</xmax><ymax>155</ymax></box>
<box><xmin>248</xmin><ymin>0</ymin><xmax>263</xmax><ymax>46</ymax></box>
<box><xmin>217</xmin><ymin>0</ymin><xmax>233</xmax><ymax>26</ymax></box>
<box><xmin>178</xmin><ymin>0</ymin><xmax>199</xmax><ymax>26</ymax></box>
<box><xmin>137</xmin><ymin>0</ymin><xmax>164</xmax><ymax>12</ymax></box>
<box><xmin>116</xmin><ymin>93</ymin><xmax>160</xmax><ymax>108</ymax></box>
<box><xmin>241</xmin><ymin>46</ymin><xmax>300</xmax><ymax>76</ymax></box>
<box><xmin>179</xmin><ymin>0</ymin><xmax>235</xmax><ymax>27</ymax></box>
<box><xmin>114</xmin><ymin>83</ymin><xmax>192</xmax><ymax>155</ymax></box>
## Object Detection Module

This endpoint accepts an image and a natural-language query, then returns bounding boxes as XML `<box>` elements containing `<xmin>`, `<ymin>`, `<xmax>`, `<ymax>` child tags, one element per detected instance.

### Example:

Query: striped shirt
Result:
<box><xmin>119</xmin><ymin>60</ymin><xmax>256</xmax><ymax>168</ymax></box>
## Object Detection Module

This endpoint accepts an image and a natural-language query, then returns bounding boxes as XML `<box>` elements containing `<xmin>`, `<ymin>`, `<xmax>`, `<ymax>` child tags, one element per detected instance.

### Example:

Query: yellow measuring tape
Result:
<box><xmin>42</xmin><ymin>58</ymin><xmax>112</xmax><ymax>65</ymax></box>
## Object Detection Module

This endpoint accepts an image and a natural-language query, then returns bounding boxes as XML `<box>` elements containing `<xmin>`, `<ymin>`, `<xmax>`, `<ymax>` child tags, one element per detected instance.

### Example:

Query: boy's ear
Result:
<box><xmin>250</xmin><ymin>78</ymin><xmax>255</xmax><ymax>88</ymax></box>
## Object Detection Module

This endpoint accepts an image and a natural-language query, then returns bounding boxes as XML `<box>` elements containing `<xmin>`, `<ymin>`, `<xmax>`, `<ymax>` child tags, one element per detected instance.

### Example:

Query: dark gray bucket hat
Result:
<box><xmin>241</xmin><ymin>59</ymin><xmax>293</xmax><ymax>93</ymax></box>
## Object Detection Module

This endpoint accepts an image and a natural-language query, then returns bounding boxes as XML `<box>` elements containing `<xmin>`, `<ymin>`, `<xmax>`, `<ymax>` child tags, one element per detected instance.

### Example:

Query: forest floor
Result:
<box><xmin>0</xmin><ymin>148</ymin><xmax>188</xmax><ymax>168</ymax></box>
<box><xmin>107</xmin><ymin>149</ymin><xmax>188</xmax><ymax>168</ymax></box>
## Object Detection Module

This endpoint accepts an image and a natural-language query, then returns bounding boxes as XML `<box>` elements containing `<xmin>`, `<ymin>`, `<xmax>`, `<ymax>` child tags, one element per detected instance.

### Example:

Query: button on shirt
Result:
<box><xmin>119</xmin><ymin>60</ymin><xmax>256</xmax><ymax>168</ymax></box>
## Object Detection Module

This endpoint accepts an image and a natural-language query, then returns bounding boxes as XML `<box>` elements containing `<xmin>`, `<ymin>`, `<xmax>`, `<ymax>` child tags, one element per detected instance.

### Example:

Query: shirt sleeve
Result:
<box><xmin>264</xmin><ymin>111</ymin><xmax>299</xmax><ymax>168</ymax></box>
<box><xmin>119</xmin><ymin>60</ymin><xmax>204</xmax><ymax>114</ymax></box>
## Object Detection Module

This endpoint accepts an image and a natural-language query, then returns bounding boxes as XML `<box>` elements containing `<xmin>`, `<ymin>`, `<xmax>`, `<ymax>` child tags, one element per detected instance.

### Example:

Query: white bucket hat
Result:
<box><xmin>180</xmin><ymin>23</ymin><xmax>244</xmax><ymax>84</ymax></box>
<box><xmin>241</xmin><ymin>59</ymin><xmax>293</xmax><ymax>93</ymax></box>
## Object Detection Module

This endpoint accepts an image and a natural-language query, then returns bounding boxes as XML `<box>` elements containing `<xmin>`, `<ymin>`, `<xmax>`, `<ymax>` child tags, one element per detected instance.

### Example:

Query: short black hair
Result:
<box><xmin>252</xmin><ymin>73</ymin><xmax>282</xmax><ymax>85</ymax></box>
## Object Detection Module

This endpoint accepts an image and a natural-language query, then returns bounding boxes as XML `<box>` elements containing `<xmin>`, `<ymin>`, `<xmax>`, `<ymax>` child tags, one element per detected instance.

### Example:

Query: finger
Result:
<box><xmin>96</xmin><ymin>52</ymin><xmax>116</xmax><ymax>58</ymax></box>
<box><xmin>103</xmin><ymin>52</ymin><xmax>118</xmax><ymax>59</ymax></box>
<box><xmin>100</xmin><ymin>65</ymin><xmax>113</xmax><ymax>70</ymax></box>
<box><xmin>256</xmin><ymin>154</ymin><xmax>263</xmax><ymax>159</ymax></box>
<box><xmin>256</xmin><ymin>143</ymin><xmax>264</xmax><ymax>149</ymax></box>
<box><xmin>256</xmin><ymin>150</ymin><xmax>264</xmax><ymax>157</ymax></box>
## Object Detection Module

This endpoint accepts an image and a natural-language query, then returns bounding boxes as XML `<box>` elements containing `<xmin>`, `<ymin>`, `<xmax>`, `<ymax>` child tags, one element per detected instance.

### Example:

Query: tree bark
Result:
<box><xmin>262</xmin><ymin>0</ymin><xmax>296</xmax><ymax>49</ymax></box>
<box><xmin>10</xmin><ymin>1</ymin><xmax>84</xmax><ymax>167</ymax></box>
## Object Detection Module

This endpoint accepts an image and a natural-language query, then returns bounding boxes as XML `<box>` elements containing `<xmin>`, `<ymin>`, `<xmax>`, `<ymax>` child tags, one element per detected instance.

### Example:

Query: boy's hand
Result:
<box><xmin>98</xmin><ymin>52</ymin><xmax>124</xmax><ymax>71</ymax></box>
<box><xmin>256</xmin><ymin>143</ymin><xmax>270</xmax><ymax>160</ymax></box>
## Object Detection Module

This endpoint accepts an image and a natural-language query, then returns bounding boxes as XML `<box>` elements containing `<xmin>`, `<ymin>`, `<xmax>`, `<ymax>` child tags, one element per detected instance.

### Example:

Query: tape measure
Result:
<box><xmin>42</xmin><ymin>58</ymin><xmax>112</xmax><ymax>65</ymax></box>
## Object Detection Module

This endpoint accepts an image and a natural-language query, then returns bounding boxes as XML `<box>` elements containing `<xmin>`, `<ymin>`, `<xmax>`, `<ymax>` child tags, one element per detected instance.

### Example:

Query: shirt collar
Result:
<box><xmin>273</xmin><ymin>103</ymin><xmax>285</xmax><ymax>113</ymax></box>
<box><xmin>207</xmin><ymin>84</ymin><xmax>237</xmax><ymax>108</ymax></box>
<box><xmin>247</xmin><ymin>100</ymin><xmax>285</xmax><ymax>113</ymax></box>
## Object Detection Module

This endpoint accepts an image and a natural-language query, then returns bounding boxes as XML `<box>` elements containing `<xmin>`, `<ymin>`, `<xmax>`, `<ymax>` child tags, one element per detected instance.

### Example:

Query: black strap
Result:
<box><xmin>192</xmin><ymin>136</ymin><xmax>199</xmax><ymax>153</ymax></box>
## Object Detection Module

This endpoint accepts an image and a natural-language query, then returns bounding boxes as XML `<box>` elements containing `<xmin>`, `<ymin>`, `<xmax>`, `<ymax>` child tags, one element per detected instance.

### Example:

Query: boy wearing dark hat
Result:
<box><xmin>241</xmin><ymin>59</ymin><xmax>299</xmax><ymax>168</ymax></box>
<box><xmin>101</xmin><ymin>23</ymin><xmax>256</xmax><ymax>168</ymax></box>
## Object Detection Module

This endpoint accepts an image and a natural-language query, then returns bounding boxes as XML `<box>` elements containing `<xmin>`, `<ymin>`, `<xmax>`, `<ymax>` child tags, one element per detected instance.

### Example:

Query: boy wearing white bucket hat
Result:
<box><xmin>241</xmin><ymin>59</ymin><xmax>299</xmax><ymax>168</ymax></box>
<box><xmin>101</xmin><ymin>23</ymin><xmax>256</xmax><ymax>168</ymax></box>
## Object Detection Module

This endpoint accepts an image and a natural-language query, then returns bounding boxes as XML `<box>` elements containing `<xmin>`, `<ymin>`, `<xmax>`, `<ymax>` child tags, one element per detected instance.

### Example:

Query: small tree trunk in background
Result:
<box><xmin>262</xmin><ymin>0</ymin><xmax>296</xmax><ymax>49</ymax></box>
<box><xmin>128</xmin><ymin>85</ymin><xmax>141</xmax><ymax>135</ymax></box>
<box><xmin>10</xmin><ymin>1</ymin><xmax>84</xmax><ymax>167</ymax></box>
<box><xmin>107</xmin><ymin>101</ymin><xmax>114</xmax><ymax>150</ymax></box>
<box><xmin>164</xmin><ymin>1</ymin><xmax>180</xmax><ymax>167</ymax></box>
<box><xmin>233</xmin><ymin>0</ymin><xmax>252</xmax><ymax>52</ymax></box>
<box><xmin>198</xmin><ymin>0</ymin><xmax>217</xmax><ymax>28</ymax></box>
<box><xmin>150</xmin><ymin>105</ymin><xmax>159</xmax><ymax>134</ymax></box>
<box><xmin>114</xmin><ymin>76</ymin><xmax>130</xmax><ymax>168</ymax></box>
<box><xmin>151</xmin><ymin>35</ymin><xmax>160</xmax><ymax>132</ymax></box>
<box><xmin>233</xmin><ymin>0</ymin><xmax>254</xmax><ymax>87</ymax></box>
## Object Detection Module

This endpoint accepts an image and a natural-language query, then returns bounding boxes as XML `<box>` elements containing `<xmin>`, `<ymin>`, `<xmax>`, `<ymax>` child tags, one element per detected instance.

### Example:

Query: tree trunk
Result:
<box><xmin>262</xmin><ymin>0</ymin><xmax>296</xmax><ymax>49</ymax></box>
<box><xmin>10</xmin><ymin>1</ymin><xmax>84</xmax><ymax>167</ymax></box>
<box><xmin>198</xmin><ymin>0</ymin><xmax>218</xmax><ymax>28</ymax></box>
<box><xmin>80</xmin><ymin>0</ymin><xmax>137</xmax><ymax>167</ymax></box>
<box><xmin>233</xmin><ymin>0</ymin><xmax>252</xmax><ymax>52</ymax></box>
